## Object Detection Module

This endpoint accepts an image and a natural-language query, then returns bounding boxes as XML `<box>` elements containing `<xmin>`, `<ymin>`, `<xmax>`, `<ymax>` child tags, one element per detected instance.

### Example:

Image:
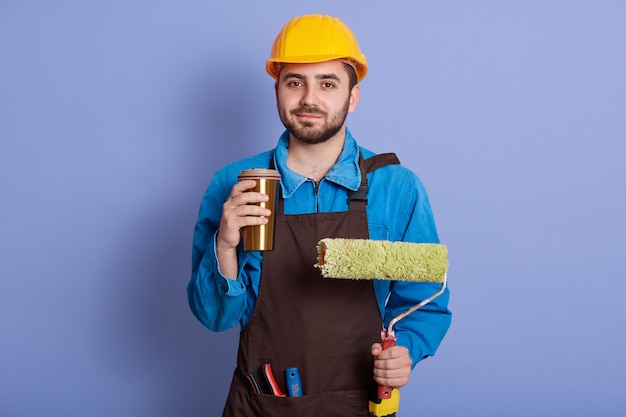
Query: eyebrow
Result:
<box><xmin>282</xmin><ymin>72</ymin><xmax>343</xmax><ymax>83</ymax></box>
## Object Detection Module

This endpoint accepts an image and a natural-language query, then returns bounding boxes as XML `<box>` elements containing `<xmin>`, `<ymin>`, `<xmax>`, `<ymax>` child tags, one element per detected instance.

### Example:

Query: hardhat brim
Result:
<box><xmin>266</xmin><ymin>55</ymin><xmax>367</xmax><ymax>82</ymax></box>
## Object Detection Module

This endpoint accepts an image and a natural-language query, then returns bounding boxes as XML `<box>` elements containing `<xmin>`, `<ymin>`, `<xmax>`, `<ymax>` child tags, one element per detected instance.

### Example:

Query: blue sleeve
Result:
<box><xmin>383</xmin><ymin>171</ymin><xmax>452</xmax><ymax>367</ymax></box>
<box><xmin>187</xmin><ymin>169</ymin><xmax>250</xmax><ymax>332</ymax></box>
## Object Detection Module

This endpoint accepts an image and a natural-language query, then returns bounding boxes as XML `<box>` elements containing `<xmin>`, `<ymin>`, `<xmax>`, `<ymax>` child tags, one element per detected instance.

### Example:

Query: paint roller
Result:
<box><xmin>314</xmin><ymin>238</ymin><xmax>449</xmax><ymax>416</ymax></box>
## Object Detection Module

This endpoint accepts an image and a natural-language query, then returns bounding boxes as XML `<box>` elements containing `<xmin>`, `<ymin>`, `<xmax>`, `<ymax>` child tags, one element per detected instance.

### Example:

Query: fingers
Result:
<box><xmin>229</xmin><ymin>179</ymin><xmax>266</xmax><ymax>197</ymax></box>
<box><xmin>371</xmin><ymin>345</ymin><xmax>412</xmax><ymax>389</ymax></box>
<box><xmin>227</xmin><ymin>181</ymin><xmax>271</xmax><ymax>215</ymax></box>
<box><xmin>218</xmin><ymin>180</ymin><xmax>273</xmax><ymax>249</ymax></box>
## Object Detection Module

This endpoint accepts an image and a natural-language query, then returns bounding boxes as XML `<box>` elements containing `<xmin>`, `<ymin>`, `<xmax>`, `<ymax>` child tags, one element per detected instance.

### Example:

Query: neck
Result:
<box><xmin>286</xmin><ymin>130</ymin><xmax>346</xmax><ymax>182</ymax></box>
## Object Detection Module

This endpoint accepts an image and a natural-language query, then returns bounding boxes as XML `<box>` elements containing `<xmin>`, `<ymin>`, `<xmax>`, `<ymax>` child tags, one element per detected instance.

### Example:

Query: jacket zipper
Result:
<box><xmin>313</xmin><ymin>180</ymin><xmax>320</xmax><ymax>212</ymax></box>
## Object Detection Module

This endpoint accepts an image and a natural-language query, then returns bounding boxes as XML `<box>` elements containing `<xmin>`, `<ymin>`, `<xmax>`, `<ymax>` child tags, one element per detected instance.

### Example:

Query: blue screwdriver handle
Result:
<box><xmin>286</xmin><ymin>367</ymin><xmax>303</xmax><ymax>397</ymax></box>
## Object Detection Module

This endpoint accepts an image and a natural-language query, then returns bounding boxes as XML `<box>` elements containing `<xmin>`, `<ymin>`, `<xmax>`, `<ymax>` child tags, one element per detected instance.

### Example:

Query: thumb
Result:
<box><xmin>371</xmin><ymin>342</ymin><xmax>383</xmax><ymax>356</ymax></box>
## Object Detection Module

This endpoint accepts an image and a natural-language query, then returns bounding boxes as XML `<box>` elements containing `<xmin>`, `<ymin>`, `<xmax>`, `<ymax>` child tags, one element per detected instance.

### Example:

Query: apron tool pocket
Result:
<box><xmin>251</xmin><ymin>389</ymin><xmax>370</xmax><ymax>417</ymax></box>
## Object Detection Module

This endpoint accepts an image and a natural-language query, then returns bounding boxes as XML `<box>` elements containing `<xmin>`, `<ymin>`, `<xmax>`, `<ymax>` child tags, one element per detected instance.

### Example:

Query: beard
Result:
<box><xmin>278</xmin><ymin>98</ymin><xmax>350</xmax><ymax>144</ymax></box>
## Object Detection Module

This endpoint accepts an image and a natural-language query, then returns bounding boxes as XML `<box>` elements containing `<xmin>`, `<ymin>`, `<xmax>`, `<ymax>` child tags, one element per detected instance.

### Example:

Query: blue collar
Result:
<box><xmin>273</xmin><ymin>128</ymin><xmax>362</xmax><ymax>199</ymax></box>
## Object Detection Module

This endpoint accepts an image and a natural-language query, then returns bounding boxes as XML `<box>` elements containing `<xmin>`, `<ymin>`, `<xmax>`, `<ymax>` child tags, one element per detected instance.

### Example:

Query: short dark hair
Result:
<box><xmin>343</xmin><ymin>62</ymin><xmax>358</xmax><ymax>91</ymax></box>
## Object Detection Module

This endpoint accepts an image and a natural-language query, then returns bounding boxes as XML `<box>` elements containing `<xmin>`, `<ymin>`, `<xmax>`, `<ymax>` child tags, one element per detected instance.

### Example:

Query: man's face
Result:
<box><xmin>275</xmin><ymin>60</ymin><xmax>360</xmax><ymax>144</ymax></box>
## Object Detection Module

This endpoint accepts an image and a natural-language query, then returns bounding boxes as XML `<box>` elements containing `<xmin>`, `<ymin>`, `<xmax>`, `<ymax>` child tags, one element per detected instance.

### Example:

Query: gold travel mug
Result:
<box><xmin>237</xmin><ymin>168</ymin><xmax>281</xmax><ymax>251</ymax></box>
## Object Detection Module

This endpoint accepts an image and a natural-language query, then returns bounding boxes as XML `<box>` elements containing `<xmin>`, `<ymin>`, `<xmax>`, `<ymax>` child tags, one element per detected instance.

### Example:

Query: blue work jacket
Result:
<box><xmin>188</xmin><ymin>128</ymin><xmax>451</xmax><ymax>366</ymax></box>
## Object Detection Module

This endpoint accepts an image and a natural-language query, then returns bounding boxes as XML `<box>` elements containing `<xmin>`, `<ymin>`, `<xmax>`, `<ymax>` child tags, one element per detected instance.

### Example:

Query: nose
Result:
<box><xmin>300</xmin><ymin>85</ymin><xmax>319</xmax><ymax>106</ymax></box>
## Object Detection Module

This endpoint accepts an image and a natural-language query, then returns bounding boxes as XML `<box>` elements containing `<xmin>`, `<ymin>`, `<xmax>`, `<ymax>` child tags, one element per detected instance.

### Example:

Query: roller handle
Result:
<box><xmin>377</xmin><ymin>330</ymin><xmax>397</xmax><ymax>399</ymax></box>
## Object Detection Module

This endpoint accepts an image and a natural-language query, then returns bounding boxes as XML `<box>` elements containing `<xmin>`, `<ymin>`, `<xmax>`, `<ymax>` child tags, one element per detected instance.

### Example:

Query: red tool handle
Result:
<box><xmin>262</xmin><ymin>363</ymin><xmax>286</xmax><ymax>397</ymax></box>
<box><xmin>378</xmin><ymin>330</ymin><xmax>397</xmax><ymax>399</ymax></box>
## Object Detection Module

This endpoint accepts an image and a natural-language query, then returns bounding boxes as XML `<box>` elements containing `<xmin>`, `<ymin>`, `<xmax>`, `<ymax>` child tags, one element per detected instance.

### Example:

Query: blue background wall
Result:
<box><xmin>1</xmin><ymin>1</ymin><xmax>625</xmax><ymax>416</ymax></box>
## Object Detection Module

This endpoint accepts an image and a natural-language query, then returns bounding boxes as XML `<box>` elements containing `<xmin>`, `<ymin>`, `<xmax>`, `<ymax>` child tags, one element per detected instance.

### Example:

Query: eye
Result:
<box><xmin>287</xmin><ymin>81</ymin><xmax>303</xmax><ymax>87</ymax></box>
<box><xmin>322</xmin><ymin>82</ymin><xmax>335</xmax><ymax>89</ymax></box>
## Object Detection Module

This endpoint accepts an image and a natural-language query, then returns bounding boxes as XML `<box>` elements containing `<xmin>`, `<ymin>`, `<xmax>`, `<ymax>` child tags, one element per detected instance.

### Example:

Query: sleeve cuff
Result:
<box><xmin>212</xmin><ymin>232</ymin><xmax>248</xmax><ymax>297</ymax></box>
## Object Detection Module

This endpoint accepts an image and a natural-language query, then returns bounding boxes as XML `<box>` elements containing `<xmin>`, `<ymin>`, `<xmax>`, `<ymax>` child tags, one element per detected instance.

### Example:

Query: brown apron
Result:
<box><xmin>223</xmin><ymin>153</ymin><xmax>400</xmax><ymax>417</ymax></box>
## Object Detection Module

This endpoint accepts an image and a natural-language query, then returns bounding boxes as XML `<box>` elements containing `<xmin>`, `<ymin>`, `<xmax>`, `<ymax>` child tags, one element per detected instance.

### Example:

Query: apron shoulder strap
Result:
<box><xmin>349</xmin><ymin>152</ymin><xmax>401</xmax><ymax>202</ymax></box>
<box><xmin>362</xmin><ymin>152</ymin><xmax>401</xmax><ymax>173</ymax></box>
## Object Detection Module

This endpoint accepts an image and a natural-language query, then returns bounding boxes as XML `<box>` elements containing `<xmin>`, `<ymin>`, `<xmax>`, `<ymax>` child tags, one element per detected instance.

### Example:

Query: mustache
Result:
<box><xmin>290</xmin><ymin>106</ymin><xmax>327</xmax><ymax>117</ymax></box>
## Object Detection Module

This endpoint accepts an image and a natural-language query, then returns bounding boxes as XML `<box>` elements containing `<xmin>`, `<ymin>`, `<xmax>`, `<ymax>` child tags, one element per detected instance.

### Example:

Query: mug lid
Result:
<box><xmin>238</xmin><ymin>168</ymin><xmax>281</xmax><ymax>180</ymax></box>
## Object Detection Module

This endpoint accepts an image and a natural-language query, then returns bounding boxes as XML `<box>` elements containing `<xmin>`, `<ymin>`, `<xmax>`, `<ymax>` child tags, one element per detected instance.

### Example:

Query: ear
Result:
<box><xmin>347</xmin><ymin>84</ymin><xmax>360</xmax><ymax>113</ymax></box>
<box><xmin>274</xmin><ymin>81</ymin><xmax>279</xmax><ymax>105</ymax></box>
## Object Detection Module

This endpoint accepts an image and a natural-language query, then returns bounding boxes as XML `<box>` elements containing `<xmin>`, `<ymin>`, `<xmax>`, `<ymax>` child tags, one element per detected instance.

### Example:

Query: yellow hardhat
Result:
<box><xmin>266</xmin><ymin>14</ymin><xmax>368</xmax><ymax>82</ymax></box>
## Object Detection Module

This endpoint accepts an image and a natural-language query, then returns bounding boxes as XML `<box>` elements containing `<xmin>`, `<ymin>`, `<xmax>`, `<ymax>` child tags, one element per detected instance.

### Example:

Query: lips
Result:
<box><xmin>295</xmin><ymin>112</ymin><xmax>323</xmax><ymax>120</ymax></box>
<box><xmin>290</xmin><ymin>106</ymin><xmax>326</xmax><ymax>118</ymax></box>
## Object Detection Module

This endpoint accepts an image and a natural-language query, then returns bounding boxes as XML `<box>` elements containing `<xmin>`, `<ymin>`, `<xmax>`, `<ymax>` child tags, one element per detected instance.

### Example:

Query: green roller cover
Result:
<box><xmin>315</xmin><ymin>238</ymin><xmax>448</xmax><ymax>282</ymax></box>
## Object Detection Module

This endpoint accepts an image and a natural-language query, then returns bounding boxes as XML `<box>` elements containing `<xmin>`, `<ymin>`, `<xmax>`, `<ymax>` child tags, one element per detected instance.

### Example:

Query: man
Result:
<box><xmin>188</xmin><ymin>14</ymin><xmax>451</xmax><ymax>416</ymax></box>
